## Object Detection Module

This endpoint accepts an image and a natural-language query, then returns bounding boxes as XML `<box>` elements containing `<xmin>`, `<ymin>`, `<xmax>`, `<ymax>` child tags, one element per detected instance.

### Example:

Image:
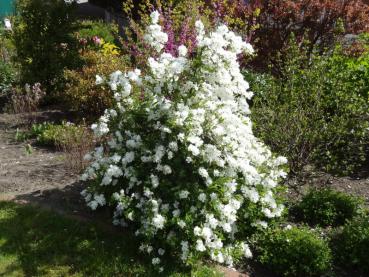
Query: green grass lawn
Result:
<box><xmin>0</xmin><ymin>201</ymin><xmax>222</xmax><ymax>277</ymax></box>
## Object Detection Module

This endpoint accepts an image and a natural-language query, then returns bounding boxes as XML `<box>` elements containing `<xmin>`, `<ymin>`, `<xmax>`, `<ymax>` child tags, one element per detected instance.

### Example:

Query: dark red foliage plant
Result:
<box><xmin>120</xmin><ymin>0</ymin><xmax>369</xmax><ymax>72</ymax></box>
<box><xmin>233</xmin><ymin>0</ymin><xmax>369</xmax><ymax>70</ymax></box>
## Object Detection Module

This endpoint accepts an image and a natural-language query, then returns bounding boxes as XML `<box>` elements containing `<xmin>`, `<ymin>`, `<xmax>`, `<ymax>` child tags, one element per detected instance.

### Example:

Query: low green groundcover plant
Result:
<box><xmin>31</xmin><ymin>122</ymin><xmax>81</xmax><ymax>147</ymax></box>
<box><xmin>256</xmin><ymin>226</ymin><xmax>332</xmax><ymax>277</ymax></box>
<box><xmin>292</xmin><ymin>188</ymin><xmax>363</xmax><ymax>227</ymax></box>
<box><xmin>0</xmin><ymin>201</ymin><xmax>222</xmax><ymax>276</ymax></box>
<box><xmin>330</xmin><ymin>216</ymin><xmax>369</xmax><ymax>275</ymax></box>
<box><xmin>15</xmin><ymin>122</ymin><xmax>86</xmax><ymax>148</ymax></box>
<box><xmin>81</xmin><ymin>11</ymin><xmax>287</xmax><ymax>271</ymax></box>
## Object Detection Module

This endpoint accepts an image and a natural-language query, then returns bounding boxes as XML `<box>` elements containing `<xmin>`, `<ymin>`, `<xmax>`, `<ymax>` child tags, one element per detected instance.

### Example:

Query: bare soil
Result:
<box><xmin>286</xmin><ymin>171</ymin><xmax>369</xmax><ymax>206</ymax></box>
<box><xmin>0</xmin><ymin>112</ymin><xmax>98</xmax><ymax>219</ymax></box>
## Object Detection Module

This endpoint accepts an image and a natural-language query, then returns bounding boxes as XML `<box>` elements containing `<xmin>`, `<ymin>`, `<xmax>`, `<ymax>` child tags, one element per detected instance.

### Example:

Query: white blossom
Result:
<box><xmin>152</xmin><ymin>257</ymin><xmax>161</xmax><ymax>265</ymax></box>
<box><xmin>196</xmin><ymin>239</ymin><xmax>206</xmax><ymax>252</ymax></box>
<box><xmin>81</xmin><ymin>10</ymin><xmax>287</xmax><ymax>269</ymax></box>
<box><xmin>198</xmin><ymin>193</ymin><xmax>207</xmax><ymax>202</ymax></box>
<box><xmin>179</xmin><ymin>190</ymin><xmax>190</xmax><ymax>199</ymax></box>
<box><xmin>152</xmin><ymin>214</ymin><xmax>165</xmax><ymax>229</ymax></box>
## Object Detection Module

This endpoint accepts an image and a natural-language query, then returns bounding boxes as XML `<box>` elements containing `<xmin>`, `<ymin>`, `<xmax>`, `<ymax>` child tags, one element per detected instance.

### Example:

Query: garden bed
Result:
<box><xmin>0</xmin><ymin>111</ymin><xmax>250</xmax><ymax>277</ymax></box>
<box><xmin>1</xmin><ymin>1</ymin><xmax>368</xmax><ymax>276</ymax></box>
<box><xmin>1</xmin><ymin>110</ymin><xmax>368</xmax><ymax>277</ymax></box>
<box><xmin>0</xmin><ymin>112</ymin><xmax>81</xmax><ymax>213</ymax></box>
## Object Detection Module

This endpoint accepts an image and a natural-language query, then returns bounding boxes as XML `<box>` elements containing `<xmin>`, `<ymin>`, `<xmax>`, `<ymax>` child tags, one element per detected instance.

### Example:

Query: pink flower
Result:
<box><xmin>92</xmin><ymin>36</ymin><xmax>102</xmax><ymax>46</ymax></box>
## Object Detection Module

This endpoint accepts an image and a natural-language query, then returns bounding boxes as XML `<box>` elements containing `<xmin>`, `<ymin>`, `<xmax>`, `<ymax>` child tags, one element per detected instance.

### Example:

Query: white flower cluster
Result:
<box><xmin>81</xmin><ymin>11</ymin><xmax>287</xmax><ymax>269</ymax></box>
<box><xmin>143</xmin><ymin>11</ymin><xmax>168</xmax><ymax>52</ymax></box>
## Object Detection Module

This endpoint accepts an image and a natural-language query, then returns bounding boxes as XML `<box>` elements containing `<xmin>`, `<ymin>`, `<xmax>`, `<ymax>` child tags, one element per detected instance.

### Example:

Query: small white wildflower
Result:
<box><xmin>172</xmin><ymin>209</ymin><xmax>181</xmax><ymax>217</ymax></box>
<box><xmin>242</xmin><ymin>243</ymin><xmax>253</xmax><ymax>258</ymax></box>
<box><xmin>194</xmin><ymin>226</ymin><xmax>201</xmax><ymax>236</ymax></box>
<box><xmin>95</xmin><ymin>75</ymin><xmax>104</xmax><ymax>85</ymax></box>
<box><xmin>179</xmin><ymin>190</ymin><xmax>190</xmax><ymax>199</ymax></box>
<box><xmin>150</xmin><ymin>174</ymin><xmax>159</xmax><ymax>188</ymax></box>
<box><xmin>178</xmin><ymin>220</ymin><xmax>186</xmax><ymax>228</ymax></box>
<box><xmin>88</xmin><ymin>200</ymin><xmax>98</xmax><ymax>210</ymax></box>
<box><xmin>150</xmin><ymin>10</ymin><xmax>160</xmax><ymax>24</ymax></box>
<box><xmin>198</xmin><ymin>167</ymin><xmax>209</xmax><ymax>179</ymax></box>
<box><xmin>152</xmin><ymin>214</ymin><xmax>166</xmax><ymax>229</ymax></box>
<box><xmin>178</xmin><ymin>45</ymin><xmax>188</xmax><ymax>57</ymax></box>
<box><xmin>195</xmin><ymin>239</ymin><xmax>206</xmax><ymax>252</ymax></box>
<box><xmin>198</xmin><ymin>193</ymin><xmax>207</xmax><ymax>202</ymax></box>
<box><xmin>152</xmin><ymin>257</ymin><xmax>161</xmax><ymax>265</ymax></box>
<box><xmin>162</xmin><ymin>165</ymin><xmax>172</xmax><ymax>175</ymax></box>
<box><xmin>169</xmin><ymin>141</ymin><xmax>178</xmax><ymax>151</ymax></box>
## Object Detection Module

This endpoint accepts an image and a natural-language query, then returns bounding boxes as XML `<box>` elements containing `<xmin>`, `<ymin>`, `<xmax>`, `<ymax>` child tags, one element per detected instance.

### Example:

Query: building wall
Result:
<box><xmin>0</xmin><ymin>0</ymin><xmax>15</xmax><ymax>20</ymax></box>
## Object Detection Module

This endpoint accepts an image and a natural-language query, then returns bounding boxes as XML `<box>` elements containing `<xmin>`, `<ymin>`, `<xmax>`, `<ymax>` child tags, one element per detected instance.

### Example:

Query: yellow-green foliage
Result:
<box><xmin>100</xmin><ymin>39</ymin><xmax>120</xmax><ymax>56</ymax></box>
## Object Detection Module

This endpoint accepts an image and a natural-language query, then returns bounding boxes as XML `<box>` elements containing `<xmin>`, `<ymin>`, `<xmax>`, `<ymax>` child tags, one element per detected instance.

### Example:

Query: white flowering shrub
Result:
<box><xmin>81</xmin><ymin>11</ymin><xmax>287</xmax><ymax>270</ymax></box>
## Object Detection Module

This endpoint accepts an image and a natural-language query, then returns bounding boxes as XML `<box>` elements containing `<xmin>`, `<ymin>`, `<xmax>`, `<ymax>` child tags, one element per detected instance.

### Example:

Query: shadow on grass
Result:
<box><xmin>0</xmin><ymin>201</ymin><xmax>217</xmax><ymax>277</ymax></box>
<box><xmin>0</xmin><ymin>201</ymin><xmax>143</xmax><ymax>276</ymax></box>
<box><xmin>13</xmin><ymin>181</ymin><xmax>99</xmax><ymax>220</ymax></box>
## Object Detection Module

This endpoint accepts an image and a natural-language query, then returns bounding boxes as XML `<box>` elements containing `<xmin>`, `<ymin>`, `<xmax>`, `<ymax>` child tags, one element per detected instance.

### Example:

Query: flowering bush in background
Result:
<box><xmin>121</xmin><ymin>0</ymin><xmax>216</xmax><ymax>69</ymax></box>
<box><xmin>81</xmin><ymin>11</ymin><xmax>287</xmax><ymax>270</ymax></box>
